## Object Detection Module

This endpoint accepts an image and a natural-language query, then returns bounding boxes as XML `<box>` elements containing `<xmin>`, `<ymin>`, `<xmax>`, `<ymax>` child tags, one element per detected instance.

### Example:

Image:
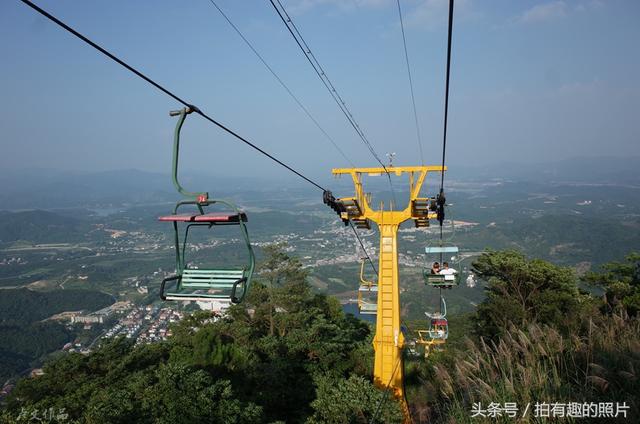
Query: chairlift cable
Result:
<box><xmin>438</xmin><ymin>0</ymin><xmax>455</xmax><ymax>239</ymax></box>
<box><xmin>396</xmin><ymin>0</ymin><xmax>424</xmax><ymax>165</ymax></box>
<box><xmin>268</xmin><ymin>0</ymin><xmax>399</xmax><ymax>207</ymax></box>
<box><xmin>370</xmin><ymin>356</ymin><xmax>402</xmax><ymax>424</ymax></box>
<box><xmin>19</xmin><ymin>0</ymin><xmax>327</xmax><ymax>192</ymax></box>
<box><xmin>207</xmin><ymin>0</ymin><xmax>355</xmax><ymax>167</ymax></box>
<box><xmin>399</xmin><ymin>319</ymin><xmax>416</xmax><ymax>424</ymax></box>
<box><xmin>268</xmin><ymin>0</ymin><xmax>385</xmax><ymax>170</ymax></box>
<box><xmin>349</xmin><ymin>221</ymin><xmax>377</xmax><ymax>275</ymax></box>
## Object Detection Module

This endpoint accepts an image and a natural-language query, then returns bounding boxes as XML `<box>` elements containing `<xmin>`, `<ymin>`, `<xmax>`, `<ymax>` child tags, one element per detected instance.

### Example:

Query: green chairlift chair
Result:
<box><xmin>159</xmin><ymin>107</ymin><xmax>255</xmax><ymax>304</ymax></box>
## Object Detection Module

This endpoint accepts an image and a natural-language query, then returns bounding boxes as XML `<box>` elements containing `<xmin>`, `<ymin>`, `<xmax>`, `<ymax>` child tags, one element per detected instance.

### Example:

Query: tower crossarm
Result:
<box><xmin>331</xmin><ymin>166</ymin><xmax>446</xmax><ymax>223</ymax></box>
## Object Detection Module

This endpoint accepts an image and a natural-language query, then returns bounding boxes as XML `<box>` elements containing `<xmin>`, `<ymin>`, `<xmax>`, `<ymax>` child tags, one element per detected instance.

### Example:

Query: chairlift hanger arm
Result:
<box><xmin>170</xmin><ymin>108</ymin><xmax>209</xmax><ymax>202</ymax></box>
<box><xmin>359</xmin><ymin>259</ymin><xmax>376</xmax><ymax>287</ymax></box>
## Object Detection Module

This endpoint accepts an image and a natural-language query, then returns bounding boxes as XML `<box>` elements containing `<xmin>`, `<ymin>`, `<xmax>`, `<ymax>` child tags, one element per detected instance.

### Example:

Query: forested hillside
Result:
<box><xmin>0</xmin><ymin>289</ymin><xmax>114</xmax><ymax>383</ymax></box>
<box><xmin>2</xmin><ymin>248</ymin><xmax>639</xmax><ymax>423</ymax></box>
<box><xmin>1</xmin><ymin>246</ymin><xmax>404</xmax><ymax>423</ymax></box>
<box><xmin>0</xmin><ymin>289</ymin><xmax>114</xmax><ymax>325</ymax></box>
<box><xmin>0</xmin><ymin>211</ymin><xmax>91</xmax><ymax>245</ymax></box>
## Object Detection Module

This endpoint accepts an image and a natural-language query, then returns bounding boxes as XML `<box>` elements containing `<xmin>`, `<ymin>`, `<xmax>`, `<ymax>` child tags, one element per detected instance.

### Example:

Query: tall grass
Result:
<box><xmin>410</xmin><ymin>314</ymin><xmax>640</xmax><ymax>423</ymax></box>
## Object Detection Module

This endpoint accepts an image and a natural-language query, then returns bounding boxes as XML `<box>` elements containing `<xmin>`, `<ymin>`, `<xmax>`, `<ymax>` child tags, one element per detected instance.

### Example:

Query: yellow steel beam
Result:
<box><xmin>333</xmin><ymin>165</ymin><xmax>445</xmax><ymax>175</ymax></box>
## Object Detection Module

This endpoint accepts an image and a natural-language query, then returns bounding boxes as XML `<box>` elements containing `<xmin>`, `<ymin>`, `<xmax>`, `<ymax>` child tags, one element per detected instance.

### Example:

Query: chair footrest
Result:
<box><xmin>359</xmin><ymin>304</ymin><xmax>377</xmax><ymax>312</ymax></box>
<box><xmin>182</xmin><ymin>280</ymin><xmax>237</xmax><ymax>289</ymax></box>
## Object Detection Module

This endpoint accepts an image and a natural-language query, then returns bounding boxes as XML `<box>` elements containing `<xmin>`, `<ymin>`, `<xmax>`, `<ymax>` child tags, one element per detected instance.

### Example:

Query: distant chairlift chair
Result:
<box><xmin>159</xmin><ymin>107</ymin><xmax>255</xmax><ymax>304</ymax></box>
<box><xmin>357</xmin><ymin>259</ymin><xmax>377</xmax><ymax>315</ymax></box>
<box><xmin>424</xmin><ymin>295</ymin><xmax>448</xmax><ymax>341</ymax></box>
<box><xmin>416</xmin><ymin>295</ymin><xmax>449</xmax><ymax>358</ymax></box>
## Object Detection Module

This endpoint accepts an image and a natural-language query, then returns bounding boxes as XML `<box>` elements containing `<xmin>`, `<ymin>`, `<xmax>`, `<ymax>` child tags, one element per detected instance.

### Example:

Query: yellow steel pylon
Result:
<box><xmin>332</xmin><ymin>165</ymin><xmax>445</xmax><ymax>413</ymax></box>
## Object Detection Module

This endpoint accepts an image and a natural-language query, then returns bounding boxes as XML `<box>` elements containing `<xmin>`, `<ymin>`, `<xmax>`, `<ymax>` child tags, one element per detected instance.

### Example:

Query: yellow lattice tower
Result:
<box><xmin>332</xmin><ymin>165</ymin><xmax>445</xmax><ymax>411</ymax></box>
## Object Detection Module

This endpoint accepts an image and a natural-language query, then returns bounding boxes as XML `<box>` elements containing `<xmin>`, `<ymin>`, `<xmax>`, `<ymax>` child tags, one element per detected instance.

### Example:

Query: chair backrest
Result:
<box><xmin>180</xmin><ymin>269</ymin><xmax>245</xmax><ymax>288</ymax></box>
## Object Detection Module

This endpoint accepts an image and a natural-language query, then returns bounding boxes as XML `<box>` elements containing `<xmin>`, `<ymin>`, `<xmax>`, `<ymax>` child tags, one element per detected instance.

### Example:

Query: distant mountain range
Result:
<box><xmin>0</xmin><ymin>156</ymin><xmax>637</xmax><ymax>209</ymax></box>
<box><xmin>0</xmin><ymin>210</ymin><xmax>91</xmax><ymax>244</ymax></box>
<box><xmin>452</xmin><ymin>156</ymin><xmax>640</xmax><ymax>184</ymax></box>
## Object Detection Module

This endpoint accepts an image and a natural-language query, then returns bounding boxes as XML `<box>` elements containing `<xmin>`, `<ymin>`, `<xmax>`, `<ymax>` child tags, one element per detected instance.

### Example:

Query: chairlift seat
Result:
<box><xmin>359</xmin><ymin>284</ymin><xmax>378</xmax><ymax>292</ymax></box>
<box><xmin>427</xmin><ymin>274</ymin><xmax>456</xmax><ymax>282</ymax></box>
<box><xmin>425</xmin><ymin>274</ymin><xmax>458</xmax><ymax>286</ymax></box>
<box><xmin>161</xmin><ymin>268</ymin><xmax>249</xmax><ymax>303</ymax></box>
<box><xmin>359</xmin><ymin>301</ymin><xmax>377</xmax><ymax>314</ymax></box>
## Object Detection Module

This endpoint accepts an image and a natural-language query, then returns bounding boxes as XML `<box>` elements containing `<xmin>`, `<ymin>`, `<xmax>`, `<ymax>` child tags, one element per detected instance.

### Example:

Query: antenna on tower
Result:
<box><xmin>386</xmin><ymin>152</ymin><xmax>396</xmax><ymax>167</ymax></box>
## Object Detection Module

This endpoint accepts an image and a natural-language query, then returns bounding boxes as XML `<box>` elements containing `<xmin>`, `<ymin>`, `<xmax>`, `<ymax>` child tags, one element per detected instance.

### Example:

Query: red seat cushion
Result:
<box><xmin>158</xmin><ymin>212</ymin><xmax>247</xmax><ymax>223</ymax></box>
<box><xmin>158</xmin><ymin>213</ymin><xmax>197</xmax><ymax>222</ymax></box>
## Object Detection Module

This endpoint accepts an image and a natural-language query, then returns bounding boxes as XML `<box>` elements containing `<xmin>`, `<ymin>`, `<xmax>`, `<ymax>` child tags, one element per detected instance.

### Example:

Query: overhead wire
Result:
<box><xmin>395</xmin><ymin>0</ymin><xmax>424</xmax><ymax>165</ymax></box>
<box><xmin>369</xmin><ymin>357</ymin><xmax>402</xmax><ymax>424</ymax></box>
<box><xmin>439</xmin><ymin>0</ymin><xmax>455</xmax><ymax>201</ymax></box>
<box><xmin>19</xmin><ymin>0</ymin><xmax>328</xmax><ymax>192</ymax></box>
<box><xmin>268</xmin><ymin>0</ymin><xmax>384</xmax><ymax>170</ymax></box>
<box><xmin>206</xmin><ymin>0</ymin><xmax>355</xmax><ymax>167</ymax></box>
<box><xmin>348</xmin><ymin>221</ymin><xmax>377</xmax><ymax>275</ymax></box>
<box><xmin>437</xmin><ymin>0</ymin><xmax>454</xmax><ymax>245</ymax></box>
<box><xmin>268</xmin><ymin>0</ymin><xmax>399</xmax><ymax>209</ymax></box>
<box><xmin>399</xmin><ymin>319</ymin><xmax>416</xmax><ymax>424</ymax></box>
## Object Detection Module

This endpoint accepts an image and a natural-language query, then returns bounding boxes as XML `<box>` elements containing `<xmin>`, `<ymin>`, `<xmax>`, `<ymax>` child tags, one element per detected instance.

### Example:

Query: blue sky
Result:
<box><xmin>0</xmin><ymin>0</ymin><xmax>638</xmax><ymax>183</ymax></box>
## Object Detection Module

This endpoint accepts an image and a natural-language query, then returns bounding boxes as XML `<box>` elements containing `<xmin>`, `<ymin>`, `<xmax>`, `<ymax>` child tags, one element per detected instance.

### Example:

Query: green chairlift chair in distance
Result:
<box><xmin>425</xmin><ymin>295</ymin><xmax>449</xmax><ymax>341</ymax></box>
<box><xmin>416</xmin><ymin>295</ymin><xmax>449</xmax><ymax>358</ymax></box>
<box><xmin>159</xmin><ymin>107</ymin><xmax>255</xmax><ymax>304</ymax></box>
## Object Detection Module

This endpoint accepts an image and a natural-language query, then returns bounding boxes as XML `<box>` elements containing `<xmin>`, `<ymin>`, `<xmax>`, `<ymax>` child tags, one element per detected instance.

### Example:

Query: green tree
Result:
<box><xmin>307</xmin><ymin>375</ymin><xmax>404</xmax><ymax>424</ymax></box>
<box><xmin>139</xmin><ymin>364</ymin><xmax>262</xmax><ymax>424</ymax></box>
<box><xmin>584</xmin><ymin>252</ymin><xmax>640</xmax><ymax>316</ymax></box>
<box><xmin>472</xmin><ymin>250</ymin><xmax>592</xmax><ymax>338</ymax></box>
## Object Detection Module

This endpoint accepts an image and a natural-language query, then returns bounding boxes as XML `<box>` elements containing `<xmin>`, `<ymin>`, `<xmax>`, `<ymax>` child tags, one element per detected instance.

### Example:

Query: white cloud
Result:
<box><xmin>576</xmin><ymin>0</ymin><xmax>605</xmax><ymax>13</ymax></box>
<box><xmin>285</xmin><ymin>0</ymin><xmax>475</xmax><ymax>26</ymax></box>
<box><xmin>285</xmin><ymin>0</ymin><xmax>391</xmax><ymax>15</ymax></box>
<box><xmin>510</xmin><ymin>0</ymin><xmax>606</xmax><ymax>25</ymax></box>
<box><xmin>557</xmin><ymin>78</ymin><xmax>602</xmax><ymax>95</ymax></box>
<box><xmin>403</xmin><ymin>0</ymin><xmax>476</xmax><ymax>30</ymax></box>
<box><xmin>517</xmin><ymin>1</ymin><xmax>568</xmax><ymax>24</ymax></box>
<box><xmin>403</xmin><ymin>0</ymin><xmax>448</xmax><ymax>29</ymax></box>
